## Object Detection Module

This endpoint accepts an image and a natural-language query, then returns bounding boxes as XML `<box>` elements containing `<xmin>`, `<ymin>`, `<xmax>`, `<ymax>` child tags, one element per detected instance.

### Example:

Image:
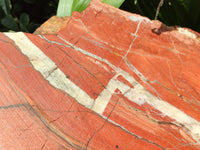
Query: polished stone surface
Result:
<box><xmin>0</xmin><ymin>0</ymin><xmax>200</xmax><ymax>149</ymax></box>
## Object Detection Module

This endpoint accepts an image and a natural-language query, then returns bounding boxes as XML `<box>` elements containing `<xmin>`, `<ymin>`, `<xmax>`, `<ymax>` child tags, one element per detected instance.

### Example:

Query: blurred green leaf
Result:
<box><xmin>0</xmin><ymin>0</ymin><xmax>11</xmax><ymax>15</ymax></box>
<box><xmin>1</xmin><ymin>15</ymin><xmax>19</xmax><ymax>31</ymax></box>
<box><xmin>20</xmin><ymin>13</ymin><xmax>29</xmax><ymax>25</ymax></box>
<box><xmin>57</xmin><ymin>0</ymin><xmax>73</xmax><ymax>17</ymax></box>
<box><xmin>27</xmin><ymin>23</ymin><xmax>40</xmax><ymax>33</ymax></box>
<box><xmin>19</xmin><ymin>22</ymin><xmax>28</xmax><ymax>32</ymax></box>
<box><xmin>8</xmin><ymin>30</ymin><xmax>16</xmax><ymax>33</ymax></box>
<box><xmin>57</xmin><ymin>0</ymin><xmax>92</xmax><ymax>17</ymax></box>
<box><xmin>26</xmin><ymin>23</ymin><xmax>40</xmax><ymax>33</ymax></box>
<box><xmin>73</xmin><ymin>0</ymin><xmax>92</xmax><ymax>12</ymax></box>
<box><xmin>0</xmin><ymin>7</ymin><xmax>5</xmax><ymax>19</ymax></box>
<box><xmin>102</xmin><ymin>0</ymin><xmax>125</xmax><ymax>8</ymax></box>
<box><xmin>19</xmin><ymin>13</ymin><xmax>29</xmax><ymax>32</ymax></box>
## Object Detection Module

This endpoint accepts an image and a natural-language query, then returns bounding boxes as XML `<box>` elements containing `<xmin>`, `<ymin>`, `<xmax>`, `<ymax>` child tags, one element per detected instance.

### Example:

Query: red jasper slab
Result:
<box><xmin>0</xmin><ymin>0</ymin><xmax>200</xmax><ymax>149</ymax></box>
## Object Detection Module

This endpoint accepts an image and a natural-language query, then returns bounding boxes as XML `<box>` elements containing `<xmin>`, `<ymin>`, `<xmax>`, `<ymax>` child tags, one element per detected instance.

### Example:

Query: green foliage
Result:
<box><xmin>120</xmin><ymin>0</ymin><xmax>200</xmax><ymax>33</ymax></box>
<box><xmin>0</xmin><ymin>0</ymin><xmax>57</xmax><ymax>32</ymax></box>
<box><xmin>56</xmin><ymin>0</ymin><xmax>124</xmax><ymax>17</ymax></box>
<box><xmin>56</xmin><ymin>0</ymin><xmax>73</xmax><ymax>17</ymax></box>
<box><xmin>1</xmin><ymin>15</ymin><xmax>19</xmax><ymax>31</ymax></box>
<box><xmin>56</xmin><ymin>0</ymin><xmax>91</xmax><ymax>17</ymax></box>
<box><xmin>0</xmin><ymin>0</ymin><xmax>11</xmax><ymax>15</ymax></box>
<box><xmin>101</xmin><ymin>0</ymin><xmax>125</xmax><ymax>8</ymax></box>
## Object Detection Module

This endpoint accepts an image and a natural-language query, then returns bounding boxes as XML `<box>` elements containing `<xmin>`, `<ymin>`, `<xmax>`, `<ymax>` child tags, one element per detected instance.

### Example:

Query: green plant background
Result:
<box><xmin>0</xmin><ymin>0</ymin><xmax>199</xmax><ymax>33</ymax></box>
<box><xmin>0</xmin><ymin>0</ymin><xmax>57</xmax><ymax>33</ymax></box>
<box><xmin>120</xmin><ymin>0</ymin><xmax>200</xmax><ymax>33</ymax></box>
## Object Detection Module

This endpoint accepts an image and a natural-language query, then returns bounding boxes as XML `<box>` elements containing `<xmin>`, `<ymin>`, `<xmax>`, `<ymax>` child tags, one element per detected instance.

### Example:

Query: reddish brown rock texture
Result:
<box><xmin>0</xmin><ymin>0</ymin><xmax>200</xmax><ymax>149</ymax></box>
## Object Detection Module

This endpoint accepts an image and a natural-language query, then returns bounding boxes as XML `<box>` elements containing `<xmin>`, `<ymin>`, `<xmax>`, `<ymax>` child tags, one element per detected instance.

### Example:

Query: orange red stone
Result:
<box><xmin>0</xmin><ymin>0</ymin><xmax>199</xmax><ymax>149</ymax></box>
